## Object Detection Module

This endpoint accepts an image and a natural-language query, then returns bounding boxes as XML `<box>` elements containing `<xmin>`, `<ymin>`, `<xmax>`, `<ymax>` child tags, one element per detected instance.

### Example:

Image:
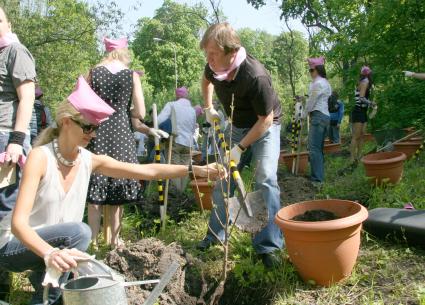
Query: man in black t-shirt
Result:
<box><xmin>198</xmin><ymin>22</ymin><xmax>283</xmax><ymax>268</ymax></box>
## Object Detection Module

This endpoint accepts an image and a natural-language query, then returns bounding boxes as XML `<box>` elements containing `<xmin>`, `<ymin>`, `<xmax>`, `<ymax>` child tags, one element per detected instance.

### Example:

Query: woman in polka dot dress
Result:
<box><xmin>86</xmin><ymin>37</ymin><xmax>145</xmax><ymax>248</ymax></box>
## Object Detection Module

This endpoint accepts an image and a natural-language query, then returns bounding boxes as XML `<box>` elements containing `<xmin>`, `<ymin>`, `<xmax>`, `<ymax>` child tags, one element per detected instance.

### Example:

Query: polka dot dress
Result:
<box><xmin>86</xmin><ymin>66</ymin><xmax>142</xmax><ymax>205</ymax></box>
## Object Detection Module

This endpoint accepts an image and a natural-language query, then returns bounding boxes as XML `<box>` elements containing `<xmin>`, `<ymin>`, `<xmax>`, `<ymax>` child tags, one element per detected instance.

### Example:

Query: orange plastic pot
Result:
<box><xmin>189</xmin><ymin>178</ymin><xmax>214</xmax><ymax>210</ymax></box>
<box><xmin>401</xmin><ymin>136</ymin><xmax>423</xmax><ymax>145</ymax></box>
<box><xmin>275</xmin><ymin>200</ymin><xmax>368</xmax><ymax>286</ymax></box>
<box><xmin>361</xmin><ymin>151</ymin><xmax>406</xmax><ymax>185</ymax></box>
<box><xmin>279</xmin><ymin>151</ymin><xmax>309</xmax><ymax>174</ymax></box>
<box><xmin>323</xmin><ymin>143</ymin><xmax>341</xmax><ymax>153</ymax></box>
<box><xmin>393</xmin><ymin>142</ymin><xmax>421</xmax><ymax>159</ymax></box>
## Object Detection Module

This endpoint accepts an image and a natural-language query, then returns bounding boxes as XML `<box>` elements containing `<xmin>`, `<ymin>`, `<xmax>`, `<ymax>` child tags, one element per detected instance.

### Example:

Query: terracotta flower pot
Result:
<box><xmin>393</xmin><ymin>142</ymin><xmax>421</xmax><ymax>159</ymax></box>
<box><xmin>279</xmin><ymin>151</ymin><xmax>309</xmax><ymax>174</ymax></box>
<box><xmin>189</xmin><ymin>178</ymin><xmax>214</xmax><ymax>210</ymax></box>
<box><xmin>401</xmin><ymin>136</ymin><xmax>423</xmax><ymax>145</ymax></box>
<box><xmin>323</xmin><ymin>143</ymin><xmax>341</xmax><ymax>153</ymax></box>
<box><xmin>324</xmin><ymin>139</ymin><xmax>331</xmax><ymax>145</ymax></box>
<box><xmin>275</xmin><ymin>199</ymin><xmax>368</xmax><ymax>286</ymax></box>
<box><xmin>361</xmin><ymin>151</ymin><xmax>406</xmax><ymax>185</ymax></box>
<box><xmin>403</xmin><ymin>127</ymin><xmax>416</xmax><ymax>134</ymax></box>
<box><xmin>362</xmin><ymin>133</ymin><xmax>375</xmax><ymax>142</ymax></box>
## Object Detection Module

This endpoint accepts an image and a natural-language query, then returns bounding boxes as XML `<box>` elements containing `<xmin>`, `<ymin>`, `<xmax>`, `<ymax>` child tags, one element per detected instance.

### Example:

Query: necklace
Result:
<box><xmin>53</xmin><ymin>139</ymin><xmax>80</xmax><ymax>167</ymax></box>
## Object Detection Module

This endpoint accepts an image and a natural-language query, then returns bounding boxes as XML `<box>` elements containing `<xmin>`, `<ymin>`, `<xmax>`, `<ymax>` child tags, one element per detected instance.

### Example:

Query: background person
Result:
<box><xmin>86</xmin><ymin>37</ymin><xmax>145</xmax><ymax>249</ymax></box>
<box><xmin>198</xmin><ymin>22</ymin><xmax>283</xmax><ymax>268</ymax></box>
<box><xmin>304</xmin><ymin>57</ymin><xmax>331</xmax><ymax>183</ymax></box>
<box><xmin>0</xmin><ymin>77</ymin><xmax>224</xmax><ymax>304</ymax></box>
<box><xmin>350</xmin><ymin>66</ymin><xmax>374</xmax><ymax>162</ymax></box>
<box><xmin>328</xmin><ymin>91</ymin><xmax>344</xmax><ymax>143</ymax></box>
<box><xmin>157</xmin><ymin>86</ymin><xmax>197</xmax><ymax>192</ymax></box>
<box><xmin>0</xmin><ymin>7</ymin><xmax>36</xmax><ymax>299</ymax></box>
<box><xmin>403</xmin><ymin>70</ymin><xmax>425</xmax><ymax>80</ymax></box>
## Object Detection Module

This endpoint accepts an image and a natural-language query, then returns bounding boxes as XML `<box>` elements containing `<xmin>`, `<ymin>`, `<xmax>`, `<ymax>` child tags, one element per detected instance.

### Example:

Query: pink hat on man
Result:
<box><xmin>176</xmin><ymin>86</ymin><xmax>188</xmax><ymax>99</ymax></box>
<box><xmin>193</xmin><ymin>105</ymin><xmax>203</xmax><ymax>117</ymax></box>
<box><xmin>68</xmin><ymin>76</ymin><xmax>115</xmax><ymax>125</ymax></box>
<box><xmin>307</xmin><ymin>56</ymin><xmax>325</xmax><ymax>69</ymax></box>
<box><xmin>103</xmin><ymin>37</ymin><xmax>128</xmax><ymax>52</ymax></box>
<box><xmin>361</xmin><ymin>66</ymin><xmax>372</xmax><ymax>76</ymax></box>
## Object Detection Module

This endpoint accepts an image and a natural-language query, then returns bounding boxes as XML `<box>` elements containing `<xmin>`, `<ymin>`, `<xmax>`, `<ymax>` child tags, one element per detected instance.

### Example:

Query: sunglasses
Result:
<box><xmin>70</xmin><ymin>118</ymin><xmax>99</xmax><ymax>134</ymax></box>
<box><xmin>309</xmin><ymin>68</ymin><xmax>315</xmax><ymax>73</ymax></box>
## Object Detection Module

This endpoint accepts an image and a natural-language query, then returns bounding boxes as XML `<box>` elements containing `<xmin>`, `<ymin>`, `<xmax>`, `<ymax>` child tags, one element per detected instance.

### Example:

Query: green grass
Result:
<box><xmin>8</xmin><ymin>140</ymin><xmax>425</xmax><ymax>305</ymax></box>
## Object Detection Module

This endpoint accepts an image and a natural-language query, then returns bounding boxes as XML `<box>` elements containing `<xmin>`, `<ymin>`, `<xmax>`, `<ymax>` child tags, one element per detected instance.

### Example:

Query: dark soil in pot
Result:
<box><xmin>291</xmin><ymin>209</ymin><xmax>340</xmax><ymax>221</ymax></box>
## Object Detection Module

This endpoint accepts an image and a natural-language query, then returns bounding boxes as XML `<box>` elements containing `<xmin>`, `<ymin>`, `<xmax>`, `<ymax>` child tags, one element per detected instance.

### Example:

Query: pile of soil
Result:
<box><xmin>104</xmin><ymin>238</ymin><xmax>197</xmax><ymax>305</ymax></box>
<box><xmin>292</xmin><ymin>209</ymin><xmax>339</xmax><ymax>221</ymax></box>
<box><xmin>278</xmin><ymin>168</ymin><xmax>316</xmax><ymax>205</ymax></box>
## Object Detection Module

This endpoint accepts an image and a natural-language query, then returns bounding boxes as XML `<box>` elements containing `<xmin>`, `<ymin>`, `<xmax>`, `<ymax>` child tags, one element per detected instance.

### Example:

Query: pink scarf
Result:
<box><xmin>0</xmin><ymin>32</ymin><xmax>20</xmax><ymax>49</ymax></box>
<box><xmin>211</xmin><ymin>47</ymin><xmax>247</xmax><ymax>81</ymax></box>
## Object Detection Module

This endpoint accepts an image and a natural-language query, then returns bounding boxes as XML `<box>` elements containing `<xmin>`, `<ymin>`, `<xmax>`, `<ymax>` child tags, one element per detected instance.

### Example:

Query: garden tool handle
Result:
<box><xmin>213</xmin><ymin>119</ymin><xmax>253</xmax><ymax>217</ymax></box>
<box><xmin>152</xmin><ymin>104</ymin><xmax>164</xmax><ymax>207</ymax></box>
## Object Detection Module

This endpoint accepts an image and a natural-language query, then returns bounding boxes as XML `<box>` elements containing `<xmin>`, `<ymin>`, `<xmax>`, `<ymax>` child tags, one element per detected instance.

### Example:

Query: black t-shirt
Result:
<box><xmin>204</xmin><ymin>54</ymin><xmax>282</xmax><ymax>128</ymax></box>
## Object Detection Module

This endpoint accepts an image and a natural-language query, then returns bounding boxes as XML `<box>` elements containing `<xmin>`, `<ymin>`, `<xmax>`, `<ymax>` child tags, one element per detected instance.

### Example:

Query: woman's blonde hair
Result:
<box><xmin>200</xmin><ymin>22</ymin><xmax>241</xmax><ymax>54</ymax></box>
<box><xmin>33</xmin><ymin>100</ymin><xmax>85</xmax><ymax>147</ymax></box>
<box><xmin>98</xmin><ymin>48</ymin><xmax>131</xmax><ymax>67</ymax></box>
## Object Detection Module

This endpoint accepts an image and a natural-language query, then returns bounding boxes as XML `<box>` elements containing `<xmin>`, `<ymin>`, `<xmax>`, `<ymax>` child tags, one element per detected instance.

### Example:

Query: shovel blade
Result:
<box><xmin>227</xmin><ymin>190</ymin><xmax>268</xmax><ymax>234</ymax></box>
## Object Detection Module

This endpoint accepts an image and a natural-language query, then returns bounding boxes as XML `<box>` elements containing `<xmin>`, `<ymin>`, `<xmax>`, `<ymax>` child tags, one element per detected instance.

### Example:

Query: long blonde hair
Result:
<box><xmin>98</xmin><ymin>48</ymin><xmax>131</xmax><ymax>67</ymax></box>
<box><xmin>33</xmin><ymin>100</ymin><xmax>84</xmax><ymax>147</ymax></box>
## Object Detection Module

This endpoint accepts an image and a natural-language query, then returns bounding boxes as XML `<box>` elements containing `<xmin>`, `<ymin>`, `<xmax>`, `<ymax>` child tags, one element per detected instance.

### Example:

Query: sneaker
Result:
<box><xmin>260</xmin><ymin>251</ymin><xmax>282</xmax><ymax>269</ymax></box>
<box><xmin>196</xmin><ymin>237</ymin><xmax>220</xmax><ymax>251</ymax></box>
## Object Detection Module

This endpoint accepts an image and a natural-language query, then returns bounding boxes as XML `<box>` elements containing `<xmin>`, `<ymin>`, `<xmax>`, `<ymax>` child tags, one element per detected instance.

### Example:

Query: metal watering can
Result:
<box><xmin>44</xmin><ymin>258</ymin><xmax>179</xmax><ymax>305</ymax></box>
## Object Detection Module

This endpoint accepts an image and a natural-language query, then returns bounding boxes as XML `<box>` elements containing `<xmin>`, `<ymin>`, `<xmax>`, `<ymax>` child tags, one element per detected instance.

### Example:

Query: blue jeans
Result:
<box><xmin>0</xmin><ymin>222</ymin><xmax>91</xmax><ymax>305</ymax></box>
<box><xmin>308</xmin><ymin>111</ymin><xmax>330</xmax><ymax>182</ymax></box>
<box><xmin>204</xmin><ymin>124</ymin><xmax>283</xmax><ymax>254</ymax></box>
<box><xmin>0</xmin><ymin>131</ymin><xmax>31</xmax><ymax>222</ymax></box>
<box><xmin>328</xmin><ymin>121</ymin><xmax>340</xmax><ymax>143</ymax></box>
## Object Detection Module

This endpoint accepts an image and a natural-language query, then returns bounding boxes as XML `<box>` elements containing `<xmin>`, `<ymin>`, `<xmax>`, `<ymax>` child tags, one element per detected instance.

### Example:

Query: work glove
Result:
<box><xmin>204</xmin><ymin>106</ymin><xmax>220</xmax><ymax>125</ymax></box>
<box><xmin>225</xmin><ymin>144</ymin><xmax>243</xmax><ymax>165</ymax></box>
<box><xmin>148</xmin><ymin>128</ymin><xmax>169</xmax><ymax>139</ymax></box>
<box><xmin>42</xmin><ymin>248</ymin><xmax>90</xmax><ymax>287</ymax></box>
<box><xmin>403</xmin><ymin>71</ymin><xmax>415</xmax><ymax>77</ymax></box>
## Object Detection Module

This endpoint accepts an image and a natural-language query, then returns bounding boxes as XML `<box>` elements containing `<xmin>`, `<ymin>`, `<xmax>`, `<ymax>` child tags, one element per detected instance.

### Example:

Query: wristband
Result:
<box><xmin>188</xmin><ymin>162</ymin><xmax>195</xmax><ymax>180</ymax></box>
<box><xmin>237</xmin><ymin>143</ymin><xmax>247</xmax><ymax>152</ymax></box>
<box><xmin>8</xmin><ymin>131</ymin><xmax>26</xmax><ymax>146</ymax></box>
<box><xmin>43</xmin><ymin>247</ymin><xmax>60</xmax><ymax>266</ymax></box>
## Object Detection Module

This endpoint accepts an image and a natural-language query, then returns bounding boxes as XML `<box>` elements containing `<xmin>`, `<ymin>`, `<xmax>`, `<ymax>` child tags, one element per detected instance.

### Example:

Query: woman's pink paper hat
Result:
<box><xmin>361</xmin><ymin>66</ymin><xmax>372</xmax><ymax>76</ymax></box>
<box><xmin>103</xmin><ymin>37</ymin><xmax>128</xmax><ymax>52</ymax></box>
<box><xmin>67</xmin><ymin>76</ymin><xmax>115</xmax><ymax>125</ymax></box>
<box><xmin>307</xmin><ymin>56</ymin><xmax>325</xmax><ymax>69</ymax></box>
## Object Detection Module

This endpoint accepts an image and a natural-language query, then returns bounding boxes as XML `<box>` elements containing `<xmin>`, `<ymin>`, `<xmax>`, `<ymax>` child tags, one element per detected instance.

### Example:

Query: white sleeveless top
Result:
<box><xmin>0</xmin><ymin>142</ymin><xmax>92</xmax><ymax>248</ymax></box>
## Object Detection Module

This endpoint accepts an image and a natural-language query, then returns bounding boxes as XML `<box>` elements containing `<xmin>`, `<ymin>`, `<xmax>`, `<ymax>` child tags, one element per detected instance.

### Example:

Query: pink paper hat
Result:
<box><xmin>307</xmin><ymin>56</ymin><xmax>325</xmax><ymax>69</ymax></box>
<box><xmin>193</xmin><ymin>105</ymin><xmax>203</xmax><ymax>117</ymax></box>
<box><xmin>103</xmin><ymin>37</ymin><xmax>128</xmax><ymax>52</ymax></box>
<box><xmin>176</xmin><ymin>86</ymin><xmax>188</xmax><ymax>98</ymax></box>
<box><xmin>361</xmin><ymin>66</ymin><xmax>372</xmax><ymax>76</ymax></box>
<box><xmin>67</xmin><ymin>76</ymin><xmax>115</xmax><ymax>125</ymax></box>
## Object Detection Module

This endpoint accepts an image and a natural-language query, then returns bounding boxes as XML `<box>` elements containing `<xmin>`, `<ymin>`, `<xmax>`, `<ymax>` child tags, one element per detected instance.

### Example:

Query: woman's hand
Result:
<box><xmin>193</xmin><ymin>162</ymin><xmax>227</xmax><ymax>180</ymax></box>
<box><xmin>44</xmin><ymin>248</ymin><xmax>91</xmax><ymax>272</ymax></box>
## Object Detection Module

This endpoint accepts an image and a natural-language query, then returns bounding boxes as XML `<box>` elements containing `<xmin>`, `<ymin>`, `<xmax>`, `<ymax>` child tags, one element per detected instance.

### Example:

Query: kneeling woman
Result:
<box><xmin>0</xmin><ymin>77</ymin><xmax>223</xmax><ymax>304</ymax></box>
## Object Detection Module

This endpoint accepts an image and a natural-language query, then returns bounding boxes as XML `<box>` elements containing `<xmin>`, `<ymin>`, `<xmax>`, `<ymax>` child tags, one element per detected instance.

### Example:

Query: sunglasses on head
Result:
<box><xmin>70</xmin><ymin>118</ymin><xmax>98</xmax><ymax>134</ymax></box>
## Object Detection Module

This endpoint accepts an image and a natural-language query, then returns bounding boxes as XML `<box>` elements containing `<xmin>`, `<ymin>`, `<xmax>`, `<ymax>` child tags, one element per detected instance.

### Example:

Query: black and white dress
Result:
<box><xmin>86</xmin><ymin>66</ymin><xmax>142</xmax><ymax>205</ymax></box>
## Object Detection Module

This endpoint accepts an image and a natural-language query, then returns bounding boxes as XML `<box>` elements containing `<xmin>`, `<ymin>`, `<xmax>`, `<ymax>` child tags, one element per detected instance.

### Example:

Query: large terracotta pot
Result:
<box><xmin>403</xmin><ymin>127</ymin><xmax>416</xmax><ymax>134</ymax></box>
<box><xmin>362</xmin><ymin>133</ymin><xmax>375</xmax><ymax>142</ymax></box>
<box><xmin>279</xmin><ymin>151</ymin><xmax>309</xmax><ymax>174</ymax></box>
<box><xmin>275</xmin><ymin>199</ymin><xmax>368</xmax><ymax>286</ymax></box>
<box><xmin>323</xmin><ymin>143</ymin><xmax>341</xmax><ymax>153</ymax></box>
<box><xmin>361</xmin><ymin>151</ymin><xmax>406</xmax><ymax>185</ymax></box>
<box><xmin>401</xmin><ymin>136</ymin><xmax>423</xmax><ymax>145</ymax></box>
<box><xmin>393</xmin><ymin>142</ymin><xmax>421</xmax><ymax>159</ymax></box>
<box><xmin>189</xmin><ymin>178</ymin><xmax>214</xmax><ymax>210</ymax></box>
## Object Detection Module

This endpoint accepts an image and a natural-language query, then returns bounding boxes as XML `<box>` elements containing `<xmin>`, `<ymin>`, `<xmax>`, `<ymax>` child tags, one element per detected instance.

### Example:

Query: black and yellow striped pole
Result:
<box><xmin>213</xmin><ymin>118</ymin><xmax>253</xmax><ymax>217</ymax></box>
<box><xmin>152</xmin><ymin>104</ymin><xmax>165</xmax><ymax>225</ymax></box>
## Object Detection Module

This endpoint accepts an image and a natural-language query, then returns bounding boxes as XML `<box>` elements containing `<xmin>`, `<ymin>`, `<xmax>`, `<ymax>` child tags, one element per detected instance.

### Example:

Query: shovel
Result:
<box><xmin>212</xmin><ymin>119</ymin><xmax>268</xmax><ymax>234</ymax></box>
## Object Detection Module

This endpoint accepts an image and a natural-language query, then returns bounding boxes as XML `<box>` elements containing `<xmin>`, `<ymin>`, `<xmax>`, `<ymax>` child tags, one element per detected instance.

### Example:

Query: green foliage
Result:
<box><xmin>132</xmin><ymin>0</ymin><xmax>207</xmax><ymax>105</ymax></box>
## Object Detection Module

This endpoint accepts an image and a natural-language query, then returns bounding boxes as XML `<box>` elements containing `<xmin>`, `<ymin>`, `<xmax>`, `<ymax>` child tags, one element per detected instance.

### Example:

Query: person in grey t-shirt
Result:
<box><xmin>0</xmin><ymin>6</ymin><xmax>36</xmax><ymax>219</ymax></box>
